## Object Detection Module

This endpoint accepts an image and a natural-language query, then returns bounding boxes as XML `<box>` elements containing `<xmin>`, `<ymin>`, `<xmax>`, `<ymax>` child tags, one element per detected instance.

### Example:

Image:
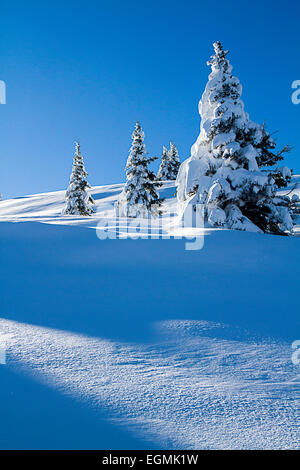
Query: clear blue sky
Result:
<box><xmin>2</xmin><ymin>0</ymin><xmax>300</xmax><ymax>198</ymax></box>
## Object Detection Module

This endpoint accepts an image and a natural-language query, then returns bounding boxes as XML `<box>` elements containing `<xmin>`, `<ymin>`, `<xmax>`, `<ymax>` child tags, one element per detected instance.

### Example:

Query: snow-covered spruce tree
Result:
<box><xmin>157</xmin><ymin>142</ymin><xmax>180</xmax><ymax>180</ymax></box>
<box><xmin>62</xmin><ymin>141</ymin><xmax>95</xmax><ymax>216</ymax></box>
<box><xmin>157</xmin><ymin>146</ymin><xmax>169</xmax><ymax>180</ymax></box>
<box><xmin>169</xmin><ymin>142</ymin><xmax>181</xmax><ymax>179</ymax></box>
<box><xmin>116</xmin><ymin>122</ymin><xmax>162</xmax><ymax>217</ymax></box>
<box><xmin>177</xmin><ymin>42</ymin><xmax>293</xmax><ymax>235</ymax></box>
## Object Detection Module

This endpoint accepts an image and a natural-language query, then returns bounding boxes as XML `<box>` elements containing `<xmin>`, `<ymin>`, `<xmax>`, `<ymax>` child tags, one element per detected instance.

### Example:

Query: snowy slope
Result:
<box><xmin>0</xmin><ymin>182</ymin><xmax>178</xmax><ymax>234</ymax></box>
<box><xmin>0</xmin><ymin>179</ymin><xmax>299</xmax><ymax>450</ymax></box>
<box><xmin>0</xmin><ymin>184</ymin><xmax>125</xmax><ymax>225</ymax></box>
<box><xmin>1</xmin><ymin>318</ymin><xmax>298</xmax><ymax>450</ymax></box>
<box><xmin>0</xmin><ymin>177</ymin><xmax>299</xmax><ymax>235</ymax></box>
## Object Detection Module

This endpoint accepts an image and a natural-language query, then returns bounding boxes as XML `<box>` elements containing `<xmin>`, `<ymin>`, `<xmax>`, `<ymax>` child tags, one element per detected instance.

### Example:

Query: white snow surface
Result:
<box><xmin>0</xmin><ymin>179</ymin><xmax>299</xmax><ymax>449</ymax></box>
<box><xmin>0</xmin><ymin>182</ymin><xmax>209</xmax><ymax>239</ymax></box>
<box><xmin>1</xmin><ymin>318</ymin><xmax>299</xmax><ymax>450</ymax></box>
<box><xmin>0</xmin><ymin>177</ymin><xmax>299</xmax><ymax>236</ymax></box>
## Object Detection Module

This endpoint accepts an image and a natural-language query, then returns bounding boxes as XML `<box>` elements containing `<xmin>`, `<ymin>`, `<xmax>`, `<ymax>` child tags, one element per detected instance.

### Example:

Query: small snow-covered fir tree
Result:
<box><xmin>62</xmin><ymin>141</ymin><xmax>95</xmax><ymax>216</ymax></box>
<box><xmin>157</xmin><ymin>142</ymin><xmax>180</xmax><ymax>180</ymax></box>
<box><xmin>177</xmin><ymin>42</ymin><xmax>293</xmax><ymax>235</ymax></box>
<box><xmin>157</xmin><ymin>146</ymin><xmax>169</xmax><ymax>180</ymax></box>
<box><xmin>116</xmin><ymin>122</ymin><xmax>162</xmax><ymax>217</ymax></box>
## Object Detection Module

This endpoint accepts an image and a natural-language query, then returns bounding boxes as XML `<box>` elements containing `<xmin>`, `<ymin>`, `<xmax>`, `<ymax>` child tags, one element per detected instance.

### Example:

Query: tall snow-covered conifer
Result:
<box><xmin>177</xmin><ymin>42</ymin><xmax>293</xmax><ymax>235</ymax></box>
<box><xmin>116</xmin><ymin>122</ymin><xmax>162</xmax><ymax>217</ymax></box>
<box><xmin>157</xmin><ymin>142</ymin><xmax>180</xmax><ymax>180</ymax></box>
<box><xmin>63</xmin><ymin>141</ymin><xmax>95</xmax><ymax>216</ymax></box>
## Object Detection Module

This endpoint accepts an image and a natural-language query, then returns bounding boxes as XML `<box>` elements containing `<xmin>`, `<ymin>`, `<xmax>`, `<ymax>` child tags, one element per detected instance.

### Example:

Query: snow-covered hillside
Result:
<box><xmin>0</xmin><ymin>181</ymin><xmax>209</xmax><ymax>242</ymax></box>
<box><xmin>0</xmin><ymin>177</ymin><xmax>299</xmax><ymax>235</ymax></box>
<box><xmin>0</xmin><ymin>179</ymin><xmax>299</xmax><ymax>449</ymax></box>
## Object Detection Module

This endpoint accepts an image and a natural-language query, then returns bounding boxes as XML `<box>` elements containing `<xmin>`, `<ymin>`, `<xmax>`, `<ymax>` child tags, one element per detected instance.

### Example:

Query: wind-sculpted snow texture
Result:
<box><xmin>1</xmin><ymin>318</ymin><xmax>299</xmax><ymax>449</ymax></box>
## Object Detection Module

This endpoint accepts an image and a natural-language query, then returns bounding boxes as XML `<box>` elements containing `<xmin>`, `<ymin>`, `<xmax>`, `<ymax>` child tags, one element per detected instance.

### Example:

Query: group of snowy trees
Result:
<box><xmin>157</xmin><ymin>142</ymin><xmax>180</xmax><ymax>180</ymax></box>
<box><xmin>116</xmin><ymin>123</ymin><xmax>180</xmax><ymax>217</ymax></box>
<box><xmin>63</xmin><ymin>125</ymin><xmax>180</xmax><ymax>217</ymax></box>
<box><xmin>63</xmin><ymin>41</ymin><xmax>296</xmax><ymax>235</ymax></box>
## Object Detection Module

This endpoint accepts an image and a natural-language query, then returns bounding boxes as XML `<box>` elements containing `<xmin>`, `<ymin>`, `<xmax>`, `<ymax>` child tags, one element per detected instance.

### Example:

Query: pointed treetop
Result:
<box><xmin>132</xmin><ymin>121</ymin><xmax>144</xmax><ymax>139</ymax></box>
<box><xmin>134</xmin><ymin>121</ymin><xmax>143</xmax><ymax>134</ymax></box>
<box><xmin>213</xmin><ymin>41</ymin><xmax>229</xmax><ymax>57</ymax></box>
<box><xmin>75</xmin><ymin>139</ymin><xmax>81</xmax><ymax>156</ymax></box>
<box><xmin>207</xmin><ymin>41</ymin><xmax>230</xmax><ymax>69</ymax></box>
